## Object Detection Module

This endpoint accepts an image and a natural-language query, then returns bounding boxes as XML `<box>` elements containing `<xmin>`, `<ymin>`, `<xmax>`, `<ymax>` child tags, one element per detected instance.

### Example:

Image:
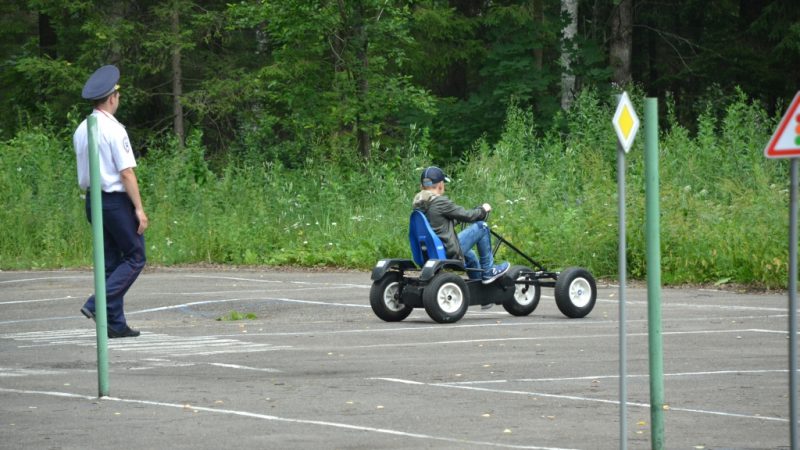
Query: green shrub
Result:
<box><xmin>0</xmin><ymin>89</ymin><xmax>788</xmax><ymax>287</ymax></box>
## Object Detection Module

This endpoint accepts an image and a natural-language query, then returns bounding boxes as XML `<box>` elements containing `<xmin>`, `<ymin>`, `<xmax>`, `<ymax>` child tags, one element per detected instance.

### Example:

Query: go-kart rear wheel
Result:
<box><xmin>423</xmin><ymin>272</ymin><xmax>469</xmax><ymax>324</ymax></box>
<box><xmin>370</xmin><ymin>272</ymin><xmax>412</xmax><ymax>322</ymax></box>
<box><xmin>502</xmin><ymin>265</ymin><xmax>540</xmax><ymax>316</ymax></box>
<box><xmin>554</xmin><ymin>267</ymin><xmax>597</xmax><ymax>318</ymax></box>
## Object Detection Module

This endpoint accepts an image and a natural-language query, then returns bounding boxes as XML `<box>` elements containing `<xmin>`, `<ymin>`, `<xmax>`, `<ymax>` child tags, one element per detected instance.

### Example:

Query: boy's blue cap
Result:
<box><xmin>420</xmin><ymin>166</ymin><xmax>450</xmax><ymax>187</ymax></box>
<box><xmin>81</xmin><ymin>65</ymin><xmax>120</xmax><ymax>100</ymax></box>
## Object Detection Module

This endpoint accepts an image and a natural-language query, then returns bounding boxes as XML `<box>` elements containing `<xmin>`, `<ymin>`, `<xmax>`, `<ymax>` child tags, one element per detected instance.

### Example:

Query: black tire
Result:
<box><xmin>422</xmin><ymin>272</ymin><xmax>469</xmax><ymax>323</ymax></box>
<box><xmin>370</xmin><ymin>272</ymin><xmax>412</xmax><ymax>322</ymax></box>
<box><xmin>502</xmin><ymin>265</ymin><xmax>540</xmax><ymax>316</ymax></box>
<box><xmin>554</xmin><ymin>267</ymin><xmax>597</xmax><ymax>318</ymax></box>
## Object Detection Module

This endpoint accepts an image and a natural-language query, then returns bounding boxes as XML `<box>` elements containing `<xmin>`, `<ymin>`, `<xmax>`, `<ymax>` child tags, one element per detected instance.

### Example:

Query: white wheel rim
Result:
<box><xmin>383</xmin><ymin>282</ymin><xmax>403</xmax><ymax>312</ymax></box>
<box><xmin>514</xmin><ymin>277</ymin><xmax>537</xmax><ymax>306</ymax></box>
<box><xmin>437</xmin><ymin>282</ymin><xmax>464</xmax><ymax>314</ymax></box>
<box><xmin>568</xmin><ymin>277</ymin><xmax>592</xmax><ymax>308</ymax></box>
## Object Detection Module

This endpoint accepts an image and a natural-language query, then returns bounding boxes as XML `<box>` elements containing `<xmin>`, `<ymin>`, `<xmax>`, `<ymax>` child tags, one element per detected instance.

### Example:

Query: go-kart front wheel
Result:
<box><xmin>423</xmin><ymin>272</ymin><xmax>469</xmax><ymax>323</ymax></box>
<box><xmin>503</xmin><ymin>265</ymin><xmax>540</xmax><ymax>316</ymax></box>
<box><xmin>554</xmin><ymin>267</ymin><xmax>597</xmax><ymax>318</ymax></box>
<box><xmin>370</xmin><ymin>272</ymin><xmax>412</xmax><ymax>322</ymax></box>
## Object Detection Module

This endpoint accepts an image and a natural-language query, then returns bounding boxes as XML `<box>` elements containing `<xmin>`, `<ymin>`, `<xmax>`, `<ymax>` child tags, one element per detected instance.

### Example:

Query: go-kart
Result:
<box><xmin>370</xmin><ymin>210</ymin><xmax>597</xmax><ymax>324</ymax></box>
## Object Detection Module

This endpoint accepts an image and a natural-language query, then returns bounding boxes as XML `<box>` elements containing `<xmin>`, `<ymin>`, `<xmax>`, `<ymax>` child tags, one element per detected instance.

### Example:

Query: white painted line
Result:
<box><xmin>597</xmin><ymin>298</ymin><xmax>786</xmax><ymax>313</ymax></box>
<box><xmin>132</xmin><ymin>296</ymin><xmax>369</xmax><ymax>315</ymax></box>
<box><xmin>206</xmin><ymin>315</ymin><xmax>789</xmax><ymax>339</ymax></box>
<box><xmin>152</xmin><ymin>285</ymin><xmax>360</xmax><ymax>298</ymax></box>
<box><xmin>185</xmin><ymin>275</ymin><xmax>370</xmax><ymax>290</ymax></box>
<box><xmin>441</xmin><ymin>369</ymin><xmax>793</xmax><ymax>385</ymax></box>
<box><xmin>127</xmin><ymin>360</ymin><xmax>281</xmax><ymax>372</ymax></box>
<box><xmin>1</xmin><ymin>330</ymin><xmax>291</xmax><ymax>357</ymax></box>
<box><xmin>206</xmin><ymin>363</ymin><xmax>281</xmax><ymax>373</ymax></box>
<box><xmin>0</xmin><ymin>387</ymin><xmax>576</xmax><ymax>450</ymax></box>
<box><xmin>372</xmin><ymin>378</ymin><xmax>788</xmax><ymax>423</ymax></box>
<box><xmin>0</xmin><ymin>316</ymin><xmax>80</xmax><ymax>326</ymax></box>
<box><xmin>0</xmin><ymin>296</ymin><xmax>76</xmax><ymax>306</ymax></box>
<box><xmin>0</xmin><ymin>368</ymin><xmax>66</xmax><ymax>377</ymax></box>
<box><xmin>184</xmin><ymin>275</ymin><xmax>282</xmax><ymax>284</ymax></box>
<box><xmin>748</xmin><ymin>328</ymin><xmax>789</xmax><ymax>334</ymax></box>
<box><xmin>0</xmin><ymin>276</ymin><xmax>90</xmax><ymax>284</ymax></box>
<box><xmin>374</xmin><ymin>377</ymin><xmax>426</xmax><ymax>385</ymax></box>
<box><xmin>260</xmin><ymin>297</ymin><xmax>370</xmax><ymax>308</ymax></box>
<box><xmin>340</xmin><ymin>329</ymin><xmax>772</xmax><ymax>351</ymax></box>
<box><xmin>211</xmin><ymin>320</ymin><xmax>582</xmax><ymax>338</ymax></box>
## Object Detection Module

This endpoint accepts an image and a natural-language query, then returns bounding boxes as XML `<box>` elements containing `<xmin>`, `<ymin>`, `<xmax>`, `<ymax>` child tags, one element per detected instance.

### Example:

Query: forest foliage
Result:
<box><xmin>1</xmin><ymin>1</ymin><xmax>799</xmax><ymax>286</ymax></box>
<box><xmin>0</xmin><ymin>89</ymin><xmax>792</xmax><ymax>287</ymax></box>
<box><xmin>2</xmin><ymin>0</ymin><xmax>798</xmax><ymax>162</ymax></box>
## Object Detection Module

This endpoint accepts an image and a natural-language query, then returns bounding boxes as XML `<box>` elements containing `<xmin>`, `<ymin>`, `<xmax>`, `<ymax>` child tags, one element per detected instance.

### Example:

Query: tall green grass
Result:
<box><xmin>0</xmin><ymin>89</ymin><xmax>789</xmax><ymax>288</ymax></box>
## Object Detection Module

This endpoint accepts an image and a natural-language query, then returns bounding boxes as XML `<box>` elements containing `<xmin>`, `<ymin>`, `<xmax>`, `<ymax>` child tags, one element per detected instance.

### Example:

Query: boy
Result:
<box><xmin>412</xmin><ymin>166</ymin><xmax>510</xmax><ymax>284</ymax></box>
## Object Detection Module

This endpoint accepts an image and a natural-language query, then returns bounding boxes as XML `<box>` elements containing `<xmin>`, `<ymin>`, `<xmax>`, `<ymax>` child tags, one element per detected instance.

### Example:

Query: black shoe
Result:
<box><xmin>80</xmin><ymin>307</ymin><xmax>96</xmax><ymax>322</ymax></box>
<box><xmin>108</xmin><ymin>326</ymin><xmax>140</xmax><ymax>339</ymax></box>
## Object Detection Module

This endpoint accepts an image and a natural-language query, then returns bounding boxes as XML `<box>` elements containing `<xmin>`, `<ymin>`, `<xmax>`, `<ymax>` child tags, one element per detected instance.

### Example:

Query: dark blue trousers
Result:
<box><xmin>83</xmin><ymin>192</ymin><xmax>146</xmax><ymax>332</ymax></box>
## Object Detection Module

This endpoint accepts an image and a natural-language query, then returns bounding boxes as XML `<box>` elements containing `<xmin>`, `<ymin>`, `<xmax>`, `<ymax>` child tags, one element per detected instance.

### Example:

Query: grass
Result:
<box><xmin>216</xmin><ymin>311</ymin><xmax>258</xmax><ymax>321</ymax></box>
<box><xmin>0</xmin><ymin>88</ymin><xmax>790</xmax><ymax>288</ymax></box>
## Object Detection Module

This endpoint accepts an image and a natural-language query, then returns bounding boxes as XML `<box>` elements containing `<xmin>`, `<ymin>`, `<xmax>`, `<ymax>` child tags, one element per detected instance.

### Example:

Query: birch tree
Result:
<box><xmin>559</xmin><ymin>0</ymin><xmax>577</xmax><ymax>110</ymax></box>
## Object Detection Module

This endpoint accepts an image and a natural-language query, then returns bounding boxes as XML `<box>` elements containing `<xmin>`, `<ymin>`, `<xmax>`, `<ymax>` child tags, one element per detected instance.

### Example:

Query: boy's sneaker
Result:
<box><xmin>482</xmin><ymin>262</ymin><xmax>510</xmax><ymax>284</ymax></box>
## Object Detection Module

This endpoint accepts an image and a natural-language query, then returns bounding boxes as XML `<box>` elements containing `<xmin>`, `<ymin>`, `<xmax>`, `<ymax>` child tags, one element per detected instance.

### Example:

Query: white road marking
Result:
<box><xmin>597</xmin><ymin>298</ymin><xmax>786</xmax><ymax>312</ymax></box>
<box><xmin>0</xmin><ymin>368</ymin><xmax>67</xmax><ymax>377</ymax></box>
<box><xmin>0</xmin><ymin>387</ymin><xmax>576</xmax><ymax>450</ymax></box>
<box><xmin>372</xmin><ymin>377</ymin><xmax>788</xmax><ymax>423</ymax></box>
<box><xmin>441</xmin><ymin>369</ymin><xmax>793</xmax><ymax>385</ymax></box>
<box><xmin>0</xmin><ymin>296</ymin><xmax>76</xmax><ymax>306</ymax></box>
<box><xmin>185</xmin><ymin>275</ymin><xmax>370</xmax><ymax>289</ymax></box>
<box><xmin>0</xmin><ymin>329</ymin><xmax>289</xmax><ymax>357</ymax></box>
<box><xmin>206</xmin><ymin>363</ymin><xmax>280</xmax><ymax>373</ymax></box>
<box><xmin>0</xmin><ymin>276</ymin><xmax>91</xmax><ymax>284</ymax></box>
<box><xmin>339</xmin><ymin>328</ymin><xmax>779</xmax><ymax>350</ymax></box>
<box><xmin>133</xmin><ymin>295</ymin><xmax>369</xmax><ymax>315</ymax></box>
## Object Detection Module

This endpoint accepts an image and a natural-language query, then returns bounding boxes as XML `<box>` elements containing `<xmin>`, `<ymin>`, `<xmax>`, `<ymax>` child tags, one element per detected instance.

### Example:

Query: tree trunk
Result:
<box><xmin>356</xmin><ymin>36</ymin><xmax>370</xmax><ymax>160</ymax></box>
<box><xmin>532</xmin><ymin>0</ymin><xmax>543</xmax><ymax>72</ymax></box>
<box><xmin>38</xmin><ymin>13</ymin><xmax>57</xmax><ymax>58</ymax></box>
<box><xmin>560</xmin><ymin>0</ymin><xmax>578</xmax><ymax>110</ymax></box>
<box><xmin>354</xmin><ymin>3</ymin><xmax>370</xmax><ymax>160</ymax></box>
<box><xmin>171</xmin><ymin>8</ymin><xmax>185</xmax><ymax>147</ymax></box>
<box><xmin>610</xmin><ymin>0</ymin><xmax>633</xmax><ymax>86</ymax></box>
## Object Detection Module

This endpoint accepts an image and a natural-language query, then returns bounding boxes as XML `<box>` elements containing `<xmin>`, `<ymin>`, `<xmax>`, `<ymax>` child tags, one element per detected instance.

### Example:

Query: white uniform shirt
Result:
<box><xmin>74</xmin><ymin>109</ymin><xmax>137</xmax><ymax>192</ymax></box>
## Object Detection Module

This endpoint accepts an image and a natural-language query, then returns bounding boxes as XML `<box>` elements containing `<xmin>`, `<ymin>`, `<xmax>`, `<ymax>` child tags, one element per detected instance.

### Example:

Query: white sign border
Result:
<box><xmin>613</xmin><ymin>91</ymin><xmax>640</xmax><ymax>153</ymax></box>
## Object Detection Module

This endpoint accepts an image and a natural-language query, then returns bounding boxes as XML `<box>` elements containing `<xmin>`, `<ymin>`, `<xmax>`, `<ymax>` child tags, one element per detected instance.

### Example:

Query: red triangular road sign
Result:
<box><xmin>765</xmin><ymin>91</ymin><xmax>800</xmax><ymax>159</ymax></box>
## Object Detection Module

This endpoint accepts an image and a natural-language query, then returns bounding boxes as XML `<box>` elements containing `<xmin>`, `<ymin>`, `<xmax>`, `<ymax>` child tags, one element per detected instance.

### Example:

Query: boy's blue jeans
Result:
<box><xmin>458</xmin><ymin>221</ymin><xmax>494</xmax><ymax>280</ymax></box>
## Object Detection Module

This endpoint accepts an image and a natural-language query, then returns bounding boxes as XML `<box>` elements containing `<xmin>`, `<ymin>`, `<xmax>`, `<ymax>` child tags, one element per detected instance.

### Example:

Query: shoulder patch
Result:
<box><xmin>123</xmin><ymin>137</ymin><xmax>132</xmax><ymax>153</ymax></box>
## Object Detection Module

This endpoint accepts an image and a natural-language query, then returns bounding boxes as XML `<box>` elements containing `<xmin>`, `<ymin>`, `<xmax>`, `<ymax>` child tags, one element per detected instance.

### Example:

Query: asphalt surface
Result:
<box><xmin>0</xmin><ymin>267</ymin><xmax>795</xmax><ymax>449</ymax></box>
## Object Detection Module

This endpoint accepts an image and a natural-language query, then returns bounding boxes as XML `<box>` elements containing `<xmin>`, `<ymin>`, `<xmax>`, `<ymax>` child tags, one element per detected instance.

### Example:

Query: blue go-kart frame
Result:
<box><xmin>370</xmin><ymin>210</ymin><xmax>597</xmax><ymax>324</ymax></box>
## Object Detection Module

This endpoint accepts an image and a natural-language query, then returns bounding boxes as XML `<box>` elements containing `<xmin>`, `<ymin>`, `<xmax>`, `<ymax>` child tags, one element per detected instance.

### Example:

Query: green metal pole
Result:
<box><xmin>87</xmin><ymin>115</ymin><xmax>109</xmax><ymax>397</ymax></box>
<box><xmin>617</xmin><ymin>138</ymin><xmax>628</xmax><ymax>450</ymax></box>
<box><xmin>789</xmin><ymin>158</ymin><xmax>798</xmax><ymax>449</ymax></box>
<box><xmin>644</xmin><ymin>98</ymin><xmax>665</xmax><ymax>449</ymax></box>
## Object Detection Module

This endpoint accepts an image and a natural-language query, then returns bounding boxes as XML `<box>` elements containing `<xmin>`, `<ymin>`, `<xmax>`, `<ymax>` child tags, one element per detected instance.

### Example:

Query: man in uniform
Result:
<box><xmin>74</xmin><ymin>65</ymin><xmax>148</xmax><ymax>338</ymax></box>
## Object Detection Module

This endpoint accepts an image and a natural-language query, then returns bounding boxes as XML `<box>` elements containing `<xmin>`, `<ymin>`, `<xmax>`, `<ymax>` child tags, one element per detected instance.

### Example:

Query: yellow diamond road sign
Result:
<box><xmin>613</xmin><ymin>91</ymin><xmax>640</xmax><ymax>153</ymax></box>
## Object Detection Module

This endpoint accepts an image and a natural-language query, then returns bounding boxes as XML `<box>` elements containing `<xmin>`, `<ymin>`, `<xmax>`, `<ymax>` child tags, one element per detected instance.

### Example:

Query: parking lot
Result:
<box><xmin>0</xmin><ymin>268</ymin><xmax>794</xmax><ymax>449</ymax></box>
